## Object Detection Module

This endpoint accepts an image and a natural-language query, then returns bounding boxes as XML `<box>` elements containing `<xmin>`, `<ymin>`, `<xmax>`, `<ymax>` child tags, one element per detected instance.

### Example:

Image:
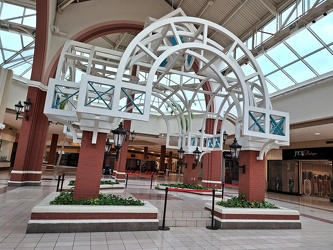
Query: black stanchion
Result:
<box><xmin>150</xmin><ymin>174</ymin><xmax>153</xmax><ymax>189</ymax></box>
<box><xmin>56</xmin><ymin>175</ymin><xmax>61</xmax><ymax>192</ymax></box>
<box><xmin>222</xmin><ymin>182</ymin><xmax>225</xmax><ymax>199</ymax></box>
<box><xmin>206</xmin><ymin>189</ymin><xmax>219</xmax><ymax>230</ymax></box>
<box><xmin>125</xmin><ymin>174</ymin><xmax>128</xmax><ymax>188</ymax></box>
<box><xmin>60</xmin><ymin>174</ymin><xmax>65</xmax><ymax>192</ymax></box>
<box><xmin>158</xmin><ymin>187</ymin><xmax>170</xmax><ymax>231</ymax></box>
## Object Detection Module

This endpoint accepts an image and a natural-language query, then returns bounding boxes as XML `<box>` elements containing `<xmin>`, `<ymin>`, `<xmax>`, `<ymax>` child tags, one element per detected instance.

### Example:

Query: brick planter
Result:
<box><xmin>27</xmin><ymin>192</ymin><xmax>159</xmax><ymax>233</ymax></box>
<box><xmin>205</xmin><ymin>203</ymin><xmax>301</xmax><ymax>229</ymax></box>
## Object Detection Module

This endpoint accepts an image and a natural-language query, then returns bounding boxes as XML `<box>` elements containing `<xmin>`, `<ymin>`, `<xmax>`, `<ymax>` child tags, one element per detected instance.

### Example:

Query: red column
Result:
<box><xmin>143</xmin><ymin>146</ymin><xmax>148</xmax><ymax>161</ymax></box>
<box><xmin>168</xmin><ymin>151</ymin><xmax>173</xmax><ymax>172</ymax></box>
<box><xmin>47</xmin><ymin>134</ymin><xmax>59</xmax><ymax>170</ymax></box>
<box><xmin>160</xmin><ymin>145</ymin><xmax>166</xmax><ymax>172</ymax></box>
<box><xmin>9</xmin><ymin>0</ymin><xmax>50</xmax><ymax>186</ymax></box>
<box><xmin>238</xmin><ymin>150</ymin><xmax>266</xmax><ymax>202</ymax></box>
<box><xmin>202</xmin><ymin>151</ymin><xmax>222</xmax><ymax>189</ymax></box>
<box><xmin>9</xmin><ymin>87</ymin><xmax>49</xmax><ymax>186</ymax></box>
<box><xmin>182</xmin><ymin>154</ymin><xmax>199</xmax><ymax>184</ymax></box>
<box><xmin>201</xmin><ymin>118</ymin><xmax>223</xmax><ymax>188</ymax></box>
<box><xmin>73</xmin><ymin>131</ymin><xmax>106</xmax><ymax>200</ymax></box>
<box><xmin>115</xmin><ymin>120</ymin><xmax>131</xmax><ymax>182</ymax></box>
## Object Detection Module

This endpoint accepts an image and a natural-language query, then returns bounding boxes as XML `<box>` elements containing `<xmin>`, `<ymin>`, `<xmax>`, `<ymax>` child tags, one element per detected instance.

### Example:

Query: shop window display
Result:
<box><xmin>268</xmin><ymin>160</ymin><xmax>299</xmax><ymax>194</ymax></box>
<box><xmin>268</xmin><ymin>160</ymin><xmax>332</xmax><ymax>198</ymax></box>
<box><xmin>300</xmin><ymin>161</ymin><xmax>332</xmax><ymax>198</ymax></box>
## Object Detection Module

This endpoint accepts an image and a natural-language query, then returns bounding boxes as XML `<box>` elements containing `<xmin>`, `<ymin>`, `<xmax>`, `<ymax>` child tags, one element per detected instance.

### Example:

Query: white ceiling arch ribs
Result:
<box><xmin>43</xmin><ymin>9</ymin><xmax>290</xmax><ymax>158</ymax></box>
<box><xmin>115</xmin><ymin>12</ymin><xmax>290</xmax><ymax>156</ymax></box>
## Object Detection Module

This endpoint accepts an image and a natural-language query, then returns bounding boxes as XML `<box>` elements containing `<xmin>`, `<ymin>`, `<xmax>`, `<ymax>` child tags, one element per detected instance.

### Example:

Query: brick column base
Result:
<box><xmin>73</xmin><ymin>131</ymin><xmax>106</xmax><ymax>200</ymax></box>
<box><xmin>238</xmin><ymin>150</ymin><xmax>266</xmax><ymax>202</ymax></box>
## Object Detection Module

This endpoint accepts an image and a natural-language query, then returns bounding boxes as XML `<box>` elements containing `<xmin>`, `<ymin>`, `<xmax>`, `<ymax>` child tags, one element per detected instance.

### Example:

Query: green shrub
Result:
<box><xmin>68</xmin><ymin>180</ymin><xmax>119</xmax><ymax>186</ymax></box>
<box><xmin>158</xmin><ymin>183</ymin><xmax>209</xmax><ymax>190</ymax></box>
<box><xmin>50</xmin><ymin>191</ymin><xmax>144</xmax><ymax>206</ymax></box>
<box><xmin>216</xmin><ymin>193</ymin><xmax>278</xmax><ymax>209</ymax></box>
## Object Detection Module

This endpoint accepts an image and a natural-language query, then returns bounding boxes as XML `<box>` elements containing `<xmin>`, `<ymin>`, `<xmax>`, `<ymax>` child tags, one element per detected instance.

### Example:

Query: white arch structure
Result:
<box><xmin>44</xmin><ymin>9</ymin><xmax>289</xmax><ymax>159</ymax></box>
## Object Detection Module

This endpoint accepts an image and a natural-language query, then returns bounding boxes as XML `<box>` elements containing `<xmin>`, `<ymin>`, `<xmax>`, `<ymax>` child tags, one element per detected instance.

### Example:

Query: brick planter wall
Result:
<box><xmin>27</xmin><ymin>192</ymin><xmax>159</xmax><ymax>233</ymax></box>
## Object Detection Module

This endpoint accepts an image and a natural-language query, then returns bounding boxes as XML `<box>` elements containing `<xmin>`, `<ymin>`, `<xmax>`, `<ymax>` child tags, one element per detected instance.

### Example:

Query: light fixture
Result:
<box><xmin>222</xmin><ymin>131</ymin><xmax>228</xmax><ymax>145</ymax></box>
<box><xmin>131</xmin><ymin>130</ymin><xmax>136</xmax><ymax>142</ymax></box>
<box><xmin>192</xmin><ymin>147</ymin><xmax>201</xmax><ymax>169</ymax></box>
<box><xmin>229</xmin><ymin>138</ymin><xmax>245</xmax><ymax>174</ymax></box>
<box><xmin>14</xmin><ymin>98</ymin><xmax>33</xmax><ymax>121</ymax></box>
<box><xmin>105</xmin><ymin>138</ymin><xmax>112</xmax><ymax>154</ymax></box>
<box><xmin>111</xmin><ymin>122</ymin><xmax>127</xmax><ymax>161</ymax></box>
<box><xmin>177</xmin><ymin>146</ymin><xmax>187</xmax><ymax>168</ymax></box>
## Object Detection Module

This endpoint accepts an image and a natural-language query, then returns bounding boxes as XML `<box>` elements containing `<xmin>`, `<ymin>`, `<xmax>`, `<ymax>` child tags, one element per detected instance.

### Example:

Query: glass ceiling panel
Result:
<box><xmin>304</xmin><ymin>48</ymin><xmax>333</xmax><ymax>75</ymax></box>
<box><xmin>256</xmin><ymin>54</ymin><xmax>278</xmax><ymax>75</ymax></box>
<box><xmin>266</xmin><ymin>71</ymin><xmax>295</xmax><ymax>90</ymax></box>
<box><xmin>309</xmin><ymin>12</ymin><xmax>333</xmax><ymax>44</ymax></box>
<box><xmin>285</xmin><ymin>29</ymin><xmax>323</xmax><ymax>57</ymax></box>
<box><xmin>0</xmin><ymin>31</ymin><xmax>22</xmax><ymax>50</ymax></box>
<box><xmin>266</xmin><ymin>43</ymin><xmax>298</xmax><ymax>67</ymax></box>
<box><xmin>283</xmin><ymin>61</ymin><xmax>317</xmax><ymax>83</ymax></box>
<box><xmin>1</xmin><ymin>3</ymin><xmax>24</xmax><ymax>19</ymax></box>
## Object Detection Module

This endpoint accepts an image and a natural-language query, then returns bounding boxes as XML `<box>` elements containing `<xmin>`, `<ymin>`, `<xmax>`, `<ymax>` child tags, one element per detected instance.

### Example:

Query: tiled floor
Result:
<box><xmin>1</xmin><ymin>170</ymin><xmax>333</xmax><ymax>249</ymax></box>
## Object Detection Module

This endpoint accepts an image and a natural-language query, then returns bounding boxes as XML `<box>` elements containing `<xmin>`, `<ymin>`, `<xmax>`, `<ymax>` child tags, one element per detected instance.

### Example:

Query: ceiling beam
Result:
<box><xmin>258</xmin><ymin>0</ymin><xmax>277</xmax><ymax>15</ymax></box>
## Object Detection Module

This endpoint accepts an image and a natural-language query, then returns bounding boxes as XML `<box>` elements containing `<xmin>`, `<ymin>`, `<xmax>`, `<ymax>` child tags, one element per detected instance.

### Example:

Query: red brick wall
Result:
<box><xmin>238</xmin><ymin>150</ymin><xmax>266</xmax><ymax>202</ymax></box>
<box><xmin>73</xmin><ymin>131</ymin><xmax>106</xmax><ymax>200</ymax></box>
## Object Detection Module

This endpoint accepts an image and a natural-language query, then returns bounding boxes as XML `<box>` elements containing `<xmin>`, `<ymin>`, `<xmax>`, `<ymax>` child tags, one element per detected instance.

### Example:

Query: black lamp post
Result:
<box><xmin>130</xmin><ymin>130</ymin><xmax>136</xmax><ymax>142</ymax></box>
<box><xmin>192</xmin><ymin>147</ymin><xmax>201</xmax><ymax>169</ymax></box>
<box><xmin>103</xmin><ymin>138</ymin><xmax>113</xmax><ymax>175</ymax></box>
<box><xmin>222</xmin><ymin>131</ymin><xmax>228</xmax><ymax>145</ymax></box>
<box><xmin>177</xmin><ymin>146</ymin><xmax>187</xmax><ymax>168</ymax></box>
<box><xmin>14</xmin><ymin>97</ymin><xmax>33</xmax><ymax>120</ymax></box>
<box><xmin>112</xmin><ymin>122</ymin><xmax>127</xmax><ymax>161</ymax></box>
<box><xmin>229</xmin><ymin>138</ymin><xmax>245</xmax><ymax>174</ymax></box>
<box><xmin>105</xmin><ymin>138</ymin><xmax>112</xmax><ymax>154</ymax></box>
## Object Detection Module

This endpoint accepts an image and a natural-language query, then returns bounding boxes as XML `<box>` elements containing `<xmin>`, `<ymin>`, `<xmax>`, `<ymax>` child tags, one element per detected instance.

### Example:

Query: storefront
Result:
<box><xmin>267</xmin><ymin>147</ymin><xmax>333</xmax><ymax>200</ymax></box>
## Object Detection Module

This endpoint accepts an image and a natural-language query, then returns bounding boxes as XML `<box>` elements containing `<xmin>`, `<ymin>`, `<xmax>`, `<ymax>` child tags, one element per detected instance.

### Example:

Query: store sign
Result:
<box><xmin>293</xmin><ymin>150</ymin><xmax>317</xmax><ymax>158</ymax></box>
<box><xmin>283</xmin><ymin>147</ymin><xmax>333</xmax><ymax>160</ymax></box>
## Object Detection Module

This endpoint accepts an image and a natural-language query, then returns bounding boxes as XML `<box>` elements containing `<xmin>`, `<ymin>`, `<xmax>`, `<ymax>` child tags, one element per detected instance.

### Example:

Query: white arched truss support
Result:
<box><xmin>44</xmin><ymin>9</ymin><xmax>289</xmax><ymax>152</ymax></box>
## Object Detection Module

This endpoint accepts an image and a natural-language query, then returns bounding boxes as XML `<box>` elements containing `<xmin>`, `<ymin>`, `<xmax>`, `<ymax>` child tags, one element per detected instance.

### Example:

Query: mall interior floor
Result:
<box><xmin>0</xmin><ymin>170</ymin><xmax>333</xmax><ymax>250</ymax></box>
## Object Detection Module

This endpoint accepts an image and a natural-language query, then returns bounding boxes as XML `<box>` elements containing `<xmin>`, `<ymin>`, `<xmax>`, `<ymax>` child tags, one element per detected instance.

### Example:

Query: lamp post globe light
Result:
<box><xmin>14</xmin><ymin>101</ymin><xmax>24</xmax><ymax>120</ymax></box>
<box><xmin>192</xmin><ymin>146</ymin><xmax>201</xmax><ymax>169</ymax></box>
<box><xmin>177</xmin><ymin>146</ymin><xmax>185</xmax><ymax>162</ymax></box>
<box><xmin>222</xmin><ymin>131</ymin><xmax>228</xmax><ymax>145</ymax></box>
<box><xmin>229</xmin><ymin>138</ymin><xmax>242</xmax><ymax>160</ymax></box>
<box><xmin>111</xmin><ymin>122</ymin><xmax>127</xmax><ymax>161</ymax></box>
<box><xmin>229</xmin><ymin>138</ymin><xmax>245</xmax><ymax>174</ymax></box>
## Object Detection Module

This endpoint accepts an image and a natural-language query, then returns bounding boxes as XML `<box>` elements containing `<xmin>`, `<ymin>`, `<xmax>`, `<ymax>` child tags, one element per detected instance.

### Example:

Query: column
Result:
<box><xmin>202</xmin><ymin>151</ymin><xmax>222</xmax><ymax>189</ymax></box>
<box><xmin>201</xmin><ymin>118</ymin><xmax>223</xmax><ymax>188</ymax></box>
<box><xmin>182</xmin><ymin>154</ymin><xmax>199</xmax><ymax>184</ymax></box>
<box><xmin>46</xmin><ymin>134</ymin><xmax>59</xmax><ymax>170</ymax></box>
<box><xmin>238</xmin><ymin>150</ymin><xmax>266</xmax><ymax>202</ymax></box>
<box><xmin>0</xmin><ymin>67</ymin><xmax>12</xmax><ymax>130</ymax></box>
<box><xmin>115</xmin><ymin>120</ymin><xmax>131</xmax><ymax>182</ymax></box>
<box><xmin>168</xmin><ymin>151</ymin><xmax>173</xmax><ymax>172</ymax></box>
<box><xmin>73</xmin><ymin>131</ymin><xmax>106</xmax><ymax>200</ymax></box>
<box><xmin>9</xmin><ymin>87</ymin><xmax>49</xmax><ymax>186</ymax></box>
<box><xmin>9</xmin><ymin>0</ymin><xmax>51</xmax><ymax>186</ymax></box>
<box><xmin>160</xmin><ymin>145</ymin><xmax>166</xmax><ymax>173</ymax></box>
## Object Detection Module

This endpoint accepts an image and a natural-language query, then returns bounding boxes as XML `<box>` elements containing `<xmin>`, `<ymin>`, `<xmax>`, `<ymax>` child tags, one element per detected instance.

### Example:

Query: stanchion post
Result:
<box><xmin>56</xmin><ymin>175</ymin><xmax>61</xmax><ymax>192</ymax></box>
<box><xmin>150</xmin><ymin>174</ymin><xmax>153</xmax><ymax>189</ymax></box>
<box><xmin>206</xmin><ymin>189</ymin><xmax>219</xmax><ymax>230</ymax></box>
<box><xmin>222</xmin><ymin>182</ymin><xmax>225</xmax><ymax>199</ymax></box>
<box><xmin>158</xmin><ymin>187</ymin><xmax>170</xmax><ymax>231</ymax></box>
<box><xmin>60</xmin><ymin>174</ymin><xmax>65</xmax><ymax>192</ymax></box>
<box><xmin>125</xmin><ymin>174</ymin><xmax>129</xmax><ymax>188</ymax></box>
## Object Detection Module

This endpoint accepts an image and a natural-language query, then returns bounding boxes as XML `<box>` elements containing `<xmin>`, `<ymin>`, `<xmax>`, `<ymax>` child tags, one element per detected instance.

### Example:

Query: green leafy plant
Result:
<box><xmin>68</xmin><ymin>180</ymin><xmax>119</xmax><ymax>186</ymax></box>
<box><xmin>157</xmin><ymin>183</ymin><xmax>209</xmax><ymax>190</ymax></box>
<box><xmin>50</xmin><ymin>191</ymin><xmax>144</xmax><ymax>206</ymax></box>
<box><xmin>216</xmin><ymin>193</ymin><xmax>278</xmax><ymax>209</ymax></box>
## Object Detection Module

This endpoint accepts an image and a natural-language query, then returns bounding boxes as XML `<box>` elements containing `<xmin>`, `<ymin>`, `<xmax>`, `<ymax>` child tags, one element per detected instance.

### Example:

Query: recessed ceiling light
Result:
<box><xmin>315</xmin><ymin>132</ymin><xmax>320</xmax><ymax>135</ymax></box>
